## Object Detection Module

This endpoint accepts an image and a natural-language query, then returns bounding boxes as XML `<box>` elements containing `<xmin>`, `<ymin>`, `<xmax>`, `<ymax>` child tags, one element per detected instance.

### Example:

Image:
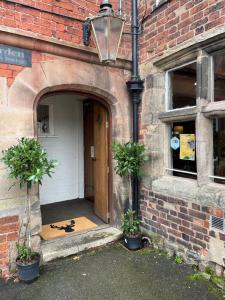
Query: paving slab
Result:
<box><xmin>0</xmin><ymin>243</ymin><xmax>221</xmax><ymax>300</ymax></box>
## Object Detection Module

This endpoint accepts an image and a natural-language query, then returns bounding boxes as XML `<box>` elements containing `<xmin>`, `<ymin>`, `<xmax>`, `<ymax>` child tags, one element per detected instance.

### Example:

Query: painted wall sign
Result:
<box><xmin>180</xmin><ymin>134</ymin><xmax>195</xmax><ymax>161</ymax></box>
<box><xmin>0</xmin><ymin>44</ymin><xmax>32</xmax><ymax>67</ymax></box>
<box><xmin>171</xmin><ymin>136</ymin><xmax>180</xmax><ymax>150</ymax></box>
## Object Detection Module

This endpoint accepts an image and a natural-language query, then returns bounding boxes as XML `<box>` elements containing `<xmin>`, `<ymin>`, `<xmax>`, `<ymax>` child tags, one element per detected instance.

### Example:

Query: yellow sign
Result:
<box><xmin>180</xmin><ymin>134</ymin><xmax>195</xmax><ymax>161</ymax></box>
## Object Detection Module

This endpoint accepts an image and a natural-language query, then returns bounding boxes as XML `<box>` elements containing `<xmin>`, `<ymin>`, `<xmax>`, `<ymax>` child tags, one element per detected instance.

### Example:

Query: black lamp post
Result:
<box><xmin>83</xmin><ymin>0</ymin><xmax>144</xmax><ymax>214</ymax></box>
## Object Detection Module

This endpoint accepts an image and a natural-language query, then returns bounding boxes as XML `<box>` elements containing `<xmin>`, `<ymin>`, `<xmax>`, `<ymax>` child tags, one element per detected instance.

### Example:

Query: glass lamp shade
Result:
<box><xmin>90</xmin><ymin>15</ymin><xmax>125</xmax><ymax>63</ymax></box>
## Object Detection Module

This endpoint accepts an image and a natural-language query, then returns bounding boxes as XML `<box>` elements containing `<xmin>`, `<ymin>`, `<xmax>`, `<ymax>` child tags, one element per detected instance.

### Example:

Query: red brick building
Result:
<box><xmin>1</xmin><ymin>0</ymin><xmax>225</xmax><ymax>277</ymax></box>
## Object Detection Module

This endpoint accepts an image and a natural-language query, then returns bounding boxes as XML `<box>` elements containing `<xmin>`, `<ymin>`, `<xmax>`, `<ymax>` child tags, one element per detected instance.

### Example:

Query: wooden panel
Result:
<box><xmin>93</xmin><ymin>103</ymin><xmax>109</xmax><ymax>223</ymax></box>
<box><xmin>84</xmin><ymin>104</ymin><xmax>94</xmax><ymax>200</ymax></box>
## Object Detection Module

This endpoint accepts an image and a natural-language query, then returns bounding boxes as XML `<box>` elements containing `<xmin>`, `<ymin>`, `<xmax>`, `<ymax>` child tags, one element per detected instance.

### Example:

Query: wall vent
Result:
<box><xmin>210</xmin><ymin>216</ymin><xmax>225</xmax><ymax>232</ymax></box>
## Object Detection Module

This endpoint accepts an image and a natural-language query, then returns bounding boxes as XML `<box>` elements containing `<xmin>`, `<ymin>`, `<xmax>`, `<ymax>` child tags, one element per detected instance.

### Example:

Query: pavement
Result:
<box><xmin>0</xmin><ymin>243</ymin><xmax>221</xmax><ymax>300</ymax></box>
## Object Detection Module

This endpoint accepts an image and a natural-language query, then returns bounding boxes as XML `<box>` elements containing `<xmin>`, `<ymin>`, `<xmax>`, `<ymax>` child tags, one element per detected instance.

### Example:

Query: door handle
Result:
<box><xmin>91</xmin><ymin>146</ymin><xmax>96</xmax><ymax>160</ymax></box>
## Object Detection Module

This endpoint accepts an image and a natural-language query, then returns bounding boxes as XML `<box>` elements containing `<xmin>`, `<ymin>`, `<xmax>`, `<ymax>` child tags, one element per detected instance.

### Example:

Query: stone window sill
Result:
<box><xmin>152</xmin><ymin>175</ymin><xmax>225</xmax><ymax>211</ymax></box>
<box><xmin>159</xmin><ymin>106</ymin><xmax>197</xmax><ymax>122</ymax></box>
<box><xmin>202</xmin><ymin>100</ymin><xmax>225</xmax><ymax>118</ymax></box>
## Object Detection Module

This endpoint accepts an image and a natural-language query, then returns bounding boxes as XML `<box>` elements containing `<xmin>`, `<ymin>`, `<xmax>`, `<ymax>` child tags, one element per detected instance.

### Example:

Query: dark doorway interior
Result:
<box><xmin>41</xmin><ymin>198</ymin><xmax>104</xmax><ymax>226</ymax></box>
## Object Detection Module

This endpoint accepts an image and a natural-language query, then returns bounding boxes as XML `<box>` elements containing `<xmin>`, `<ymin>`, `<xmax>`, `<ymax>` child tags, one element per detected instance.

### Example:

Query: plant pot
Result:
<box><xmin>124</xmin><ymin>235</ymin><xmax>142</xmax><ymax>250</ymax></box>
<box><xmin>16</xmin><ymin>256</ymin><xmax>40</xmax><ymax>283</ymax></box>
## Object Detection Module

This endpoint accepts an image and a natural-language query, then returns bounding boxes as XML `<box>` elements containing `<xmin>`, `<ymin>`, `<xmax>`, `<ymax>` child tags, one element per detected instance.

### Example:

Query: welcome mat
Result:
<box><xmin>40</xmin><ymin>217</ymin><xmax>98</xmax><ymax>241</ymax></box>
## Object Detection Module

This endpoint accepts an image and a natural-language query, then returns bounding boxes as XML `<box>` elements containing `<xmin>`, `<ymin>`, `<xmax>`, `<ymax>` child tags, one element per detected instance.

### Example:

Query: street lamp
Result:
<box><xmin>83</xmin><ymin>0</ymin><xmax>125</xmax><ymax>63</ymax></box>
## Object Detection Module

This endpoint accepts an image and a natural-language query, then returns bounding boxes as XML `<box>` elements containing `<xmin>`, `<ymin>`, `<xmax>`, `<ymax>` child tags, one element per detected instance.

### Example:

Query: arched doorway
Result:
<box><xmin>36</xmin><ymin>91</ymin><xmax>110</xmax><ymax>241</ymax></box>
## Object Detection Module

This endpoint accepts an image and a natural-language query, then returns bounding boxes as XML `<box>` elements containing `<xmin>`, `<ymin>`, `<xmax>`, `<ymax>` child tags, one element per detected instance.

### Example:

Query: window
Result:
<box><xmin>170</xmin><ymin>121</ymin><xmax>197</xmax><ymax>179</ymax></box>
<box><xmin>155</xmin><ymin>0</ymin><xmax>168</xmax><ymax>8</ymax></box>
<box><xmin>167</xmin><ymin>62</ymin><xmax>197</xmax><ymax>110</ymax></box>
<box><xmin>37</xmin><ymin>104</ymin><xmax>54</xmax><ymax>136</ymax></box>
<box><xmin>214</xmin><ymin>52</ymin><xmax>225</xmax><ymax>102</ymax></box>
<box><xmin>213</xmin><ymin>117</ymin><xmax>225</xmax><ymax>183</ymax></box>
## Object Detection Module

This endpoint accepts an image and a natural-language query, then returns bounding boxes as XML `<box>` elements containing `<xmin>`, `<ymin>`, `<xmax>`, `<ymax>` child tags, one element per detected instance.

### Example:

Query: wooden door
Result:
<box><xmin>93</xmin><ymin>103</ymin><xmax>109</xmax><ymax>223</ymax></box>
<box><xmin>84</xmin><ymin>104</ymin><xmax>94</xmax><ymax>201</ymax></box>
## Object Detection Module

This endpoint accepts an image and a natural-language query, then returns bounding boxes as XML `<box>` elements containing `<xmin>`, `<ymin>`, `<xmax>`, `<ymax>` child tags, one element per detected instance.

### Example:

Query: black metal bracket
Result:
<box><xmin>126</xmin><ymin>78</ymin><xmax>144</xmax><ymax>104</ymax></box>
<box><xmin>83</xmin><ymin>19</ymin><xmax>91</xmax><ymax>46</ymax></box>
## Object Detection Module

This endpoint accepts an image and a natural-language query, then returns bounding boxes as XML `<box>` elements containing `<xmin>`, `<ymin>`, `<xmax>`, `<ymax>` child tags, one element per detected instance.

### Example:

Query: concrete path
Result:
<box><xmin>0</xmin><ymin>244</ymin><xmax>220</xmax><ymax>300</ymax></box>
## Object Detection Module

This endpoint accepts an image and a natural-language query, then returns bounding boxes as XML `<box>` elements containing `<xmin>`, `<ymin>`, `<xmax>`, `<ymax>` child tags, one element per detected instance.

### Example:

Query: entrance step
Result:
<box><xmin>41</xmin><ymin>225</ymin><xmax>122</xmax><ymax>263</ymax></box>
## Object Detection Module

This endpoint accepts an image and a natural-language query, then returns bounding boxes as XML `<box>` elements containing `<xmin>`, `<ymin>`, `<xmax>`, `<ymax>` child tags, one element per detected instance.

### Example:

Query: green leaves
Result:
<box><xmin>16</xmin><ymin>243</ymin><xmax>37</xmax><ymax>263</ymax></box>
<box><xmin>112</xmin><ymin>142</ymin><xmax>147</xmax><ymax>177</ymax></box>
<box><xmin>1</xmin><ymin>137</ymin><xmax>57</xmax><ymax>189</ymax></box>
<box><xmin>121</xmin><ymin>209</ymin><xmax>140</xmax><ymax>237</ymax></box>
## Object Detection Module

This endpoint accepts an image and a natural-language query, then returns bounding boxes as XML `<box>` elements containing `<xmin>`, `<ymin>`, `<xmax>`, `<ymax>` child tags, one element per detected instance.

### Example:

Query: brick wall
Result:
<box><xmin>139</xmin><ymin>188</ymin><xmax>225</xmax><ymax>267</ymax></box>
<box><xmin>0</xmin><ymin>0</ymin><xmax>131</xmax><ymax>57</ymax></box>
<box><xmin>139</xmin><ymin>0</ymin><xmax>225</xmax><ymax>62</ymax></box>
<box><xmin>0</xmin><ymin>215</ymin><xmax>19</xmax><ymax>278</ymax></box>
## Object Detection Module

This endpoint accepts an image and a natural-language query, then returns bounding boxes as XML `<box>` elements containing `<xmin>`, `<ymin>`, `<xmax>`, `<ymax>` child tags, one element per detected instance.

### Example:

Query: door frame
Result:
<box><xmin>34</xmin><ymin>90</ymin><xmax>113</xmax><ymax>226</ymax></box>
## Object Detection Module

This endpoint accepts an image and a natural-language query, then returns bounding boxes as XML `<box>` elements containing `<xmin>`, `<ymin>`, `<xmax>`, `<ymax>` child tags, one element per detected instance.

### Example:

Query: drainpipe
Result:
<box><xmin>126</xmin><ymin>0</ymin><xmax>144</xmax><ymax>215</ymax></box>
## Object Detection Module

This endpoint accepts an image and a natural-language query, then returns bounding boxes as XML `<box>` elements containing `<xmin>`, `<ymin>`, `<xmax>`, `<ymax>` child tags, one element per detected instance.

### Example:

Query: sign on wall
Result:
<box><xmin>170</xmin><ymin>136</ymin><xmax>180</xmax><ymax>150</ymax></box>
<box><xmin>0</xmin><ymin>44</ymin><xmax>32</xmax><ymax>67</ymax></box>
<box><xmin>180</xmin><ymin>134</ymin><xmax>195</xmax><ymax>161</ymax></box>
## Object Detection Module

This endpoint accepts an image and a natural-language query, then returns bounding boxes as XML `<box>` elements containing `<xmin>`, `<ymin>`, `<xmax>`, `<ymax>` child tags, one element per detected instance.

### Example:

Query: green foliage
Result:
<box><xmin>174</xmin><ymin>255</ymin><xmax>183</xmax><ymax>265</ymax></box>
<box><xmin>189</xmin><ymin>272</ymin><xmax>210</xmax><ymax>281</ymax></box>
<box><xmin>121</xmin><ymin>209</ymin><xmax>140</xmax><ymax>237</ymax></box>
<box><xmin>16</xmin><ymin>243</ymin><xmax>37</xmax><ymax>263</ymax></box>
<box><xmin>112</xmin><ymin>142</ymin><xmax>146</xmax><ymax>177</ymax></box>
<box><xmin>1</xmin><ymin>137</ymin><xmax>57</xmax><ymax>189</ymax></box>
<box><xmin>205</xmin><ymin>266</ymin><xmax>215</xmax><ymax>276</ymax></box>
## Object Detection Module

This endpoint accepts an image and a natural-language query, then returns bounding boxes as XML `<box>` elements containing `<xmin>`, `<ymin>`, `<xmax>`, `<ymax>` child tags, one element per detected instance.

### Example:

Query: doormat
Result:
<box><xmin>40</xmin><ymin>217</ymin><xmax>98</xmax><ymax>241</ymax></box>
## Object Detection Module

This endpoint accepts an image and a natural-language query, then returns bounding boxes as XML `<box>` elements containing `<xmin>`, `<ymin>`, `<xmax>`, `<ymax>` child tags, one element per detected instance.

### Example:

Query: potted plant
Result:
<box><xmin>112</xmin><ymin>141</ymin><xmax>146</xmax><ymax>250</ymax></box>
<box><xmin>121</xmin><ymin>209</ymin><xmax>141</xmax><ymax>250</ymax></box>
<box><xmin>1</xmin><ymin>137</ymin><xmax>57</xmax><ymax>282</ymax></box>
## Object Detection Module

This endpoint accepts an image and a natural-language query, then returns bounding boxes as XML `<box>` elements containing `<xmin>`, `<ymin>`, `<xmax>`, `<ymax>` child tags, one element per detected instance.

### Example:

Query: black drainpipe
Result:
<box><xmin>126</xmin><ymin>0</ymin><xmax>144</xmax><ymax>215</ymax></box>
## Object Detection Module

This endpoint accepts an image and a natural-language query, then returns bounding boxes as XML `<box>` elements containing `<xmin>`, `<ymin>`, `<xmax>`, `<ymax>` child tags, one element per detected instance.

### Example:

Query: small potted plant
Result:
<box><xmin>112</xmin><ymin>141</ymin><xmax>146</xmax><ymax>250</ymax></box>
<box><xmin>1</xmin><ymin>137</ymin><xmax>57</xmax><ymax>282</ymax></box>
<box><xmin>121</xmin><ymin>209</ymin><xmax>141</xmax><ymax>250</ymax></box>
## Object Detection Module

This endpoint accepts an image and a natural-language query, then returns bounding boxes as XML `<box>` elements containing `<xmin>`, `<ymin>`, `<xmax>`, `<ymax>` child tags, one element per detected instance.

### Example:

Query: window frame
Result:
<box><xmin>37</xmin><ymin>103</ymin><xmax>54</xmax><ymax>137</ymax></box>
<box><xmin>165</xmin><ymin>60</ymin><xmax>197</xmax><ymax>112</ymax></box>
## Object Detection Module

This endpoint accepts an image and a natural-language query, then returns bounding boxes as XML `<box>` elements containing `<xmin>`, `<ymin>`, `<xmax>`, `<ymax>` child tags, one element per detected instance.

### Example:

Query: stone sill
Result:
<box><xmin>152</xmin><ymin>175</ymin><xmax>225</xmax><ymax>211</ymax></box>
<box><xmin>159</xmin><ymin>106</ymin><xmax>197</xmax><ymax>122</ymax></box>
<box><xmin>202</xmin><ymin>100</ymin><xmax>225</xmax><ymax>117</ymax></box>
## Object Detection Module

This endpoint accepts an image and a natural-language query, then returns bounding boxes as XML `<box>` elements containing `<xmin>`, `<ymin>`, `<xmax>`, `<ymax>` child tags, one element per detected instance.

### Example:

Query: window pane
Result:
<box><xmin>37</xmin><ymin>105</ymin><xmax>50</xmax><ymax>134</ymax></box>
<box><xmin>213</xmin><ymin>118</ymin><xmax>225</xmax><ymax>183</ymax></box>
<box><xmin>214</xmin><ymin>52</ymin><xmax>225</xmax><ymax>101</ymax></box>
<box><xmin>168</xmin><ymin>62</ymin><xmax>196</xmax><ymax>109</ymax></box>
<box><xmin>171</xmin><ymin>120</ymin><xmax>196</xmax><ymax>179</ymax></box>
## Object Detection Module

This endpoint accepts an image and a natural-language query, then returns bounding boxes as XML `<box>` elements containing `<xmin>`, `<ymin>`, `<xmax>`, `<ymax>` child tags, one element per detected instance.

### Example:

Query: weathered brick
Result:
<box><xmin>167</xmin><ymin>215</ymin><xmax>181</xmax><ymax>225</ymax></box>
<box><xmin>189</xmin><ymin>210</ymin><xmax>207</xmax><ymax>220</ymax></box>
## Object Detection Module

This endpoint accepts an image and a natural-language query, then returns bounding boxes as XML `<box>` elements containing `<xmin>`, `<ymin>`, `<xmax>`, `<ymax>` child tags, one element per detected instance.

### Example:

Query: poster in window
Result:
<box><xmin>180</xmin><ymin>134</ymin><xmax>195</xmax><ymax>161</ymax></box>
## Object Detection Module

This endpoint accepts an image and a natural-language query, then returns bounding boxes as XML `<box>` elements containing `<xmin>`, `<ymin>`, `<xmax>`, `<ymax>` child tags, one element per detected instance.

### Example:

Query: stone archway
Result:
<box><xmin>4</xmin><ymin>58</ymin><xmax>131</xmax><ymax>252</ymax></box>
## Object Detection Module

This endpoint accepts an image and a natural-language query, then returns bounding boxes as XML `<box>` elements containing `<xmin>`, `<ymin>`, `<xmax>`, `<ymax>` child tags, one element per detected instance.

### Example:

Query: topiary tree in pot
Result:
<box><xmin>1</xmin><ymin>137</ymin><xmax>57</xmax><ymax>282</ymax></box>
<box><xmin>112</xmin><ymin>142</ymin><xmax>146</xmax><ymax>250</ymax></box>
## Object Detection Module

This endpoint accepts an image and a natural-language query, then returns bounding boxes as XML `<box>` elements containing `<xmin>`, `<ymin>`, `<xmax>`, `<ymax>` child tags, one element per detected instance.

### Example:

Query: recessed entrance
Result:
<box><xmin>36</xmin><ymin>92</ymin><xmax>110</xmax><ymax>241</ymax></box>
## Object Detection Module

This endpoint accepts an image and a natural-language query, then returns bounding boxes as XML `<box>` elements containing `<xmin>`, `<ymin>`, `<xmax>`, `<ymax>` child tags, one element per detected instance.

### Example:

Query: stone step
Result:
<box><xmin>41</xmin><ymin>225</ymin><xmax>122</xmax><ymax>263</ymax></box>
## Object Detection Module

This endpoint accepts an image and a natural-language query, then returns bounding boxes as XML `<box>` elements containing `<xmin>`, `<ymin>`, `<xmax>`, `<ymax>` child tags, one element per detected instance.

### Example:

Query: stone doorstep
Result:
<box><xmin>41</xmin><ymin>225</ymin><xmax>122</xmax><ymax>263</ymax></box>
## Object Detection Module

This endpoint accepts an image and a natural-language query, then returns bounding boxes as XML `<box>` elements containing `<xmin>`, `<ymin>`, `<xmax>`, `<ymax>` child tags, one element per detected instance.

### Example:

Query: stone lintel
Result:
<box><xmin>0</xmin><ymin>26</ymin><xmax>131</xmax><ymax>71</ymax></box>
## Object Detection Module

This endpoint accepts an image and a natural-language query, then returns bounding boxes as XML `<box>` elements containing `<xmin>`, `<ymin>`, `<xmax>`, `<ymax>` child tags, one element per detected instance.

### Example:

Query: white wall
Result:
<box><xmin>38</xmin><ymin>94</ymin><xmax>84</xmax><ymax>205</ymax></box>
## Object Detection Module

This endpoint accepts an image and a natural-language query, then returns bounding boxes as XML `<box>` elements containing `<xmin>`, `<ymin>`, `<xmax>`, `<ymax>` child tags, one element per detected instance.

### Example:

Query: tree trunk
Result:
<box><xmin>27</xmin><ymin>185</ymin><xmax>31</xmax><ymax>248</ymax></box>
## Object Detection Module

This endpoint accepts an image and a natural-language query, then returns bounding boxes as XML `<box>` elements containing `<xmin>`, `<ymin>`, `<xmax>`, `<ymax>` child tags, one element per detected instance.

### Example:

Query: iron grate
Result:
<box><xmin>210</xmin><ymin>216</ymin><xmax>225</xmax><ymax>232</ymax></box>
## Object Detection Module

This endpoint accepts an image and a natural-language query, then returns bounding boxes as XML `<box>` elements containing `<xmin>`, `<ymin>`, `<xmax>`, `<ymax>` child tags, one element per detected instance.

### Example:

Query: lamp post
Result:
<box><xmin>83</xmin><ymin>0</ymin><xmax>143</xmax><ymax>214</ymax></box>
